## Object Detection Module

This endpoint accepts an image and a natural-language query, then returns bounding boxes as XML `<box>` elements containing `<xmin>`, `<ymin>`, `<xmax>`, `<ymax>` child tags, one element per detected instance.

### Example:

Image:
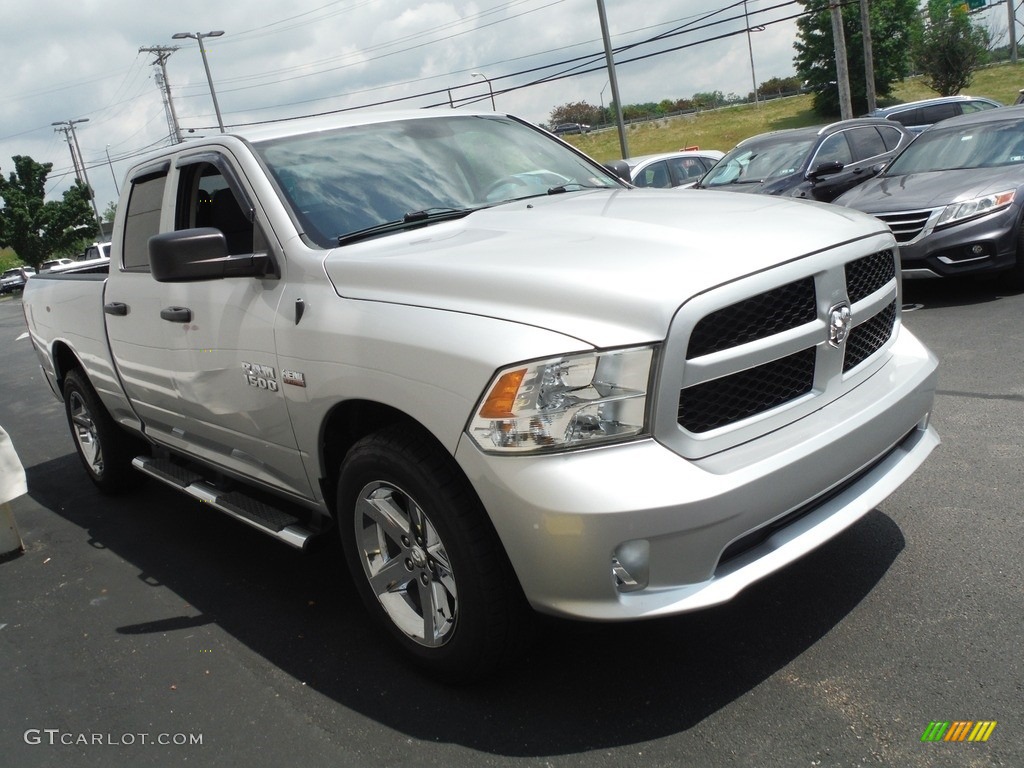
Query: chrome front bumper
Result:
<box><xmin>455</xmin><ymin>327</ymin><xmax>938</xmax><ymax>620</ymax></box>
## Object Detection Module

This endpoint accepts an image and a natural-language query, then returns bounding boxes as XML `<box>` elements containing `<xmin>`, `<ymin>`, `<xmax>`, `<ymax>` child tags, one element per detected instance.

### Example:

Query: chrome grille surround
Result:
<box><xmin>873</xmin><ymin>208</ymin><xmax>941</xmax><ymax>244</ymax></box>
<box><xmin>655</xmin><ymin>234</ymin><xmax>901</xmax><ymax>459</ymax></box>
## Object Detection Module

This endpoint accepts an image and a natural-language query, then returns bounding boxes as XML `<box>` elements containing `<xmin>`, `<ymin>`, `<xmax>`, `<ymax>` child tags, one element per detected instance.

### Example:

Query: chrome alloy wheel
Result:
<box><xmin>69</xmin><ymin>390</ymin><xmax>103</xmax><ymax>476</ymax></box>
<box><xmin>354</xmin><ymin>481</ymin><xmax>458</xmax><ymax>647</ymax></box>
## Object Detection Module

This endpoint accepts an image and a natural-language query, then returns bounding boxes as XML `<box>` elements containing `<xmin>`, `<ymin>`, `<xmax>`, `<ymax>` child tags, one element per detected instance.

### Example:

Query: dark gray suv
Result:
<box><xmin>835</xmin><ymin>104</ymin><xmax>1024</xmax><ymax>285</ymax></box>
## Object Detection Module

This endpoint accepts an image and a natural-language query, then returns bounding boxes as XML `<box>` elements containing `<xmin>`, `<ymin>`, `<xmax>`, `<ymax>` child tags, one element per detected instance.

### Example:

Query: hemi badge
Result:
<box><xmin>283</xmin><ymin>370</ymin><xmax>306</xmax><ymax>388</ymax></box>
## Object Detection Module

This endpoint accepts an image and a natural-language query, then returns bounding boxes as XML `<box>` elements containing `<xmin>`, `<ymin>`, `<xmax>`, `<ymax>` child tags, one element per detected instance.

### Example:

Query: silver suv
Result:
<box><xmin>0</xmin><ymin>266</ymin><xmax>35</xmax><ymax>294</ymax></box>
<box><xmin>869</xmin><ymin>95</ymin><xmax>1002</xmax><ymax>133</ymax></box>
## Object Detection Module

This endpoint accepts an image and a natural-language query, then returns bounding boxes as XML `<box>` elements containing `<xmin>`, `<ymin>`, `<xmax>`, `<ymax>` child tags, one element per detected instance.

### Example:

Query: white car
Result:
<box><xmin>624</xmin><ymin>149</ymin><xmax>724</xmax><ymax>188</ymax></box>
<box><xmin>38</xmin><ymin>258</ymin><xmax>75</xmax><ymax>272</ymax></box>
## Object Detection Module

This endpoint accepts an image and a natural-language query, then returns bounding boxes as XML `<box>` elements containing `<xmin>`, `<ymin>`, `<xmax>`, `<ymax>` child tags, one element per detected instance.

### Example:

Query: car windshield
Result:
<box><xmin>254</xmin><ymin>114</ymin><xmax>620</xmax><ymax>247</ymax></box>
<box><xmin>701</xmin><ymin>133</ymin><xmax>816</xmax><ymax>187</ymax></box>
<box><xmin>885</xmin><ymin>118</ymin><xmax>1024</xmax><ymax>175</ymax></box>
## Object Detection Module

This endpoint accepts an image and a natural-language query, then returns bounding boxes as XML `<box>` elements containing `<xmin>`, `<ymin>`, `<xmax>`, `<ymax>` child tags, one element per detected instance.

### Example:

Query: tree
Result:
<box><xmin>755</xmin><ymin>75</ymin><xmax>804</xmax><ymax>99</ymax></box>
<box><xmin>913</xmin><ymin>2</ymin><xmax>989</xmax><ymax>96</ymax></box>
<box><xmin>795</xmin><ymin>0</ymin><xmax>921</xmax><ymax>116</ymax></box>
<box><xmin>548</xmin><ymin>101</ymin><xmax>601</xmax><ymax>127</ymax></box>
<box><xmin>692</xmin><ymin>91</ymin><xmax>727</xmax><ymax>110</ymax></box>
<box><xmin>0</xmin><ymin>156</ymin><xmax>96</xmax><ymax>270</ymax></box>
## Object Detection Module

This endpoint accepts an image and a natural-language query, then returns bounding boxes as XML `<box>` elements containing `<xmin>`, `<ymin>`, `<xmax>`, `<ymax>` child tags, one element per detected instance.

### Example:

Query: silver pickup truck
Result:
<box><xmin>23</xmin><ymin>110</ymin><xmax>939</xmax><ymax>679</ymax></box>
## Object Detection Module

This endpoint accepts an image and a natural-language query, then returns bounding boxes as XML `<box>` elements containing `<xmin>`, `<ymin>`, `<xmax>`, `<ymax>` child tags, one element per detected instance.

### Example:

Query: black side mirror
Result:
<box><xmin>604</xmin><ymin>160</ymin><xmax>633</xmax><ymax>184</ymax></box>
<box><xmin>149</xmin><ymin>228</ymin><xmax>274</xmax><ymax>283</ymax></box>
<box><xmin>807</xmin><ymin>160</ymin><xmax>844</xmax><ymax>181</ymax></box>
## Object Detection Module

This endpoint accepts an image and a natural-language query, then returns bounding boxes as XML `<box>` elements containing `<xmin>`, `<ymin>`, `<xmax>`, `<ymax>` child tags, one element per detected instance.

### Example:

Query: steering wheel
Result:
<box><xmin>483</xmin><ymin>175</ymin><xmax>531</xmax><ymax>202</ymax></box>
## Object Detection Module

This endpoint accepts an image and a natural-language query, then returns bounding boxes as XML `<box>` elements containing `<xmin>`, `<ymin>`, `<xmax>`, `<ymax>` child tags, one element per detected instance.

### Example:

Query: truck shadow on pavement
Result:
<box><xmin>24</xmin><ymin>456</ymin><xmax>904</xmax><ymax>758</ymax></box>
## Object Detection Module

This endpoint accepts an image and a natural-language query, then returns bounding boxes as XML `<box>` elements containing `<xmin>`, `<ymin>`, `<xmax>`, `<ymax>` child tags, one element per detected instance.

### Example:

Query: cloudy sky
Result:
<box><xmin>0</xmin><ymin>0</ymin><xmax>852</xmax><ymax>211</ymax></box>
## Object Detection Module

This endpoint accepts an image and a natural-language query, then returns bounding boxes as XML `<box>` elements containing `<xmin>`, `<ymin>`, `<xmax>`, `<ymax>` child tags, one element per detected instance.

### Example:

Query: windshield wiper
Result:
<box><xmin>338</xmin><ymin>207</ymin><xmax>475</xmax><ymax>246</ymax></box>
<box><xmin>547</xmin><ymin>182</ymin><xmax>612</xmax><ymax>195</ymax></box>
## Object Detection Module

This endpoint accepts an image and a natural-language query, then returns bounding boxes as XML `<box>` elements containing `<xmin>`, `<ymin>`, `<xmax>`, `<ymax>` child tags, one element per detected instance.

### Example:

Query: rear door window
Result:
<box><xmin>919</xmin><ymin>103</ymin><xmax>959</xmax><ymax>125</ymax></box>
<box><xmin>887</xmin><ymin>108</ymin><xmax>920</xmax><ymax>128</ymax></box>
<box><xmin>122</xmin><ymin>169</ymin><xmax>168</xmax><ymax>271</ymax></box>
<box><xmin>877</xmin><ymin>125</ymin><xmax>905</xmax><ymax>151</ymax></box>
<box><xmin>846</xmin><ymin>126</ymin><xmax>887</xmax><ymax>162</ymax></box>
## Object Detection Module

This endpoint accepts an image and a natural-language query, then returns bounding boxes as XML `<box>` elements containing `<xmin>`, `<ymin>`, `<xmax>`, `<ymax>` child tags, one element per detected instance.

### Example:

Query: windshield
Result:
<box><xmin>254</xmin><ymin>114</ymin><xmax>620</xmax><ymax>247</ymax></box>
<box><xmin>885</xmin><ymin>118</ymin><xmax>1024</xmax><ymax>175</ymax></box>
<box><xmin>700</xmin><ymin>133</ymin><xmax>816</xmax><ymax>187</ymax></box>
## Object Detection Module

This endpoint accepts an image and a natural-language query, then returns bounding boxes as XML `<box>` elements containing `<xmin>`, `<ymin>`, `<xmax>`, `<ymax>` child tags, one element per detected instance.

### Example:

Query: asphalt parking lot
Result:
<box><xmin>0</xmin><ymin>278</ymin><xmax>1021</xmax><ymax>768</ymax></box>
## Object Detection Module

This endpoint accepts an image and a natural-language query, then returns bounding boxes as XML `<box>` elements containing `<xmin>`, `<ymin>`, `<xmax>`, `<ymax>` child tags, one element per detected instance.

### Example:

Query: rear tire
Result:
<box><xmin>337</xmin><ymin>425</ymin><xmax>532</xmax><ymax>681</ymax></box>
<box><xmin>62</xmin><ymin>369</ymin><xmax>143</xmax><ymax>494</ymax></box>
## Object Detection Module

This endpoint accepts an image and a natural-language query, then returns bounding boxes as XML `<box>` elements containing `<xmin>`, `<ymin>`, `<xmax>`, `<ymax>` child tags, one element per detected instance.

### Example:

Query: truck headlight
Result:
<box><xmin>468</xmin><ymin>346</ymin><xmax>656</xmax><ymax>453</ymax></box>
<box><xmin>935</xmin><ymin>189</ymin><xmax>1015</xmax><ymax>229</ymax></box>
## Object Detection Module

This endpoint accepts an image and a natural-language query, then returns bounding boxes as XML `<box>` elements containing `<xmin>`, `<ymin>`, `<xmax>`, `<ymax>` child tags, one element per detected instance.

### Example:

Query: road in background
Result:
<box><xmin>0</xmin><ymin>279</ymin><xmax>1020</xmax><ymax>767</ymax></box>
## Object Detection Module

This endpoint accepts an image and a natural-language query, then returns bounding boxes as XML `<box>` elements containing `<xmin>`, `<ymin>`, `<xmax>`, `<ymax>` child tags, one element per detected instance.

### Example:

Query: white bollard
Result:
<box><xmin>0</xmin><ymin>425</ymin><xmax>26</xmax><ymax>557</ymax></box>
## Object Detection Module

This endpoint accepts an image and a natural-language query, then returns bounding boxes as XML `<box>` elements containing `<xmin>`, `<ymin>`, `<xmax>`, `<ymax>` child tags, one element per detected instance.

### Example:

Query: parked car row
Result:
<box><xmin>2</xmin><ymin>243</ymin><xmax>112</xmax><ymax>296</ymax></box>
<box><xmin>610</xmin><ymin>95</ymin><xmax>1023</xmax><ymax>285</ymax></box>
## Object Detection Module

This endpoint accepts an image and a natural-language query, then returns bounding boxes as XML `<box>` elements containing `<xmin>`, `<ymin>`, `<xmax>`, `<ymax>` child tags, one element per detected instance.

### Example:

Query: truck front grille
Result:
<box><xmin>674</xmin><ymin>248</ymin><xmax>899</xmax><ymax>438</ymax></box>
<box><xmin>678</xmin><ymin>348</ymin><xmax>815</xmax><ymax>433</ymax></box>
<box><xmin>845</xmin><ymin>250</ymin><xmax>895</xmax><ymax>303</ymax></box>
<box><xmin>687</xmin><ymin>278</ymin><xmax>816</xmax><ymax>358</ymax></box>
<box><xmin>844</xmin><ymin>301</ymin><xmax>896</xmax><ymax>372</ymax></box>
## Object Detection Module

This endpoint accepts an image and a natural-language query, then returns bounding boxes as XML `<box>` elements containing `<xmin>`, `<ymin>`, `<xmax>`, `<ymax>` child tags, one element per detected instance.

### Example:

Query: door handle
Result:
<box><xmin>103</xmin><ymin>302</ymin><xmax>129</xmax><ymax>316</ymax></box>
<box><xmin>160</xmin><ymin>306</ymin><xmax>192</xmax><ymax>323</ymax></box>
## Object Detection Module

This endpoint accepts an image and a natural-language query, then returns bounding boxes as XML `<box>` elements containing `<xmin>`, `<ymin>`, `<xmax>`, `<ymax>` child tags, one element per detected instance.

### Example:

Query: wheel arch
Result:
<box><xmin>318</xmin><ymin>399</ymin><xmax>454</xmax><ymax>515</ymax></box>
<box><xmin>51</xmin><ymin>340</ymin><xmax>86</xmax><ymax>391</ymax></box>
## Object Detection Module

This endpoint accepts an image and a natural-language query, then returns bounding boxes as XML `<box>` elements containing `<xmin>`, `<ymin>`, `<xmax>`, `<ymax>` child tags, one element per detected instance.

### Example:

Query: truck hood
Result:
<box><xmin>323</xmin><ymin>189</ymin><xmax>884</xmax><ymax>348</ymax></box>
<box><xmin>835</xmin><ymin>166</ymin><xmax>1024</xmax><ymax>213</ymax></box>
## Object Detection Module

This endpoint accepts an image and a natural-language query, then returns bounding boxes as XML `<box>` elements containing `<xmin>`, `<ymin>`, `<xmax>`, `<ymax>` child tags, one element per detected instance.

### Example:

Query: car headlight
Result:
<box><xmin>935</xmin><ymin>189</ymin><xmax>1015</xmax><ymax>228</ymax></box>
<box><xmin>468</xmin><ymin>346</ymin><xmax>656</xmax><ymax>453</ymax></box>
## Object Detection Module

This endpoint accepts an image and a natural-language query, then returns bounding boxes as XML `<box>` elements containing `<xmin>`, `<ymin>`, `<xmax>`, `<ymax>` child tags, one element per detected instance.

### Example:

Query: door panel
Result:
<box><xmin>157</xmin><ymin>155</ymin><xmax>311</xmax><ymax>498</ymax></box>
<box><xmin>106</xmin><ymin>166</ymin><xmax>188</xmax><ymax>442</ymax></box>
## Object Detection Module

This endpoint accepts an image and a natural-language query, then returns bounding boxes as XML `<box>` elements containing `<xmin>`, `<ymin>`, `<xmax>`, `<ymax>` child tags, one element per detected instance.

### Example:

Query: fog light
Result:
<box><xmin>612</xmin><ymin>540</ymin><xmax>650</xmax><ymax>592</ymax></box>
<box><xmin>970</xmin><ymin>244</ymin><xmax>985</xmax><ymax>256</ymax></box>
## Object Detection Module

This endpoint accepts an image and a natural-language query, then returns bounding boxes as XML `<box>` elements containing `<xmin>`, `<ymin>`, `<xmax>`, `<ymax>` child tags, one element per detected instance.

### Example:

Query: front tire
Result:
<box><xmin>1011</xmin><ymin>220</ymin><xmax>1024</xmax><ymax>289</ymax></box>
<box><xmin>62</xmin><ymin>369</ymin><xmax>143</xmax><ymax>494</ymax></box>
<box><xmin>337</xmin><ymin>425</ymin><xmax>531</xmax><ymax>681</ymax></box>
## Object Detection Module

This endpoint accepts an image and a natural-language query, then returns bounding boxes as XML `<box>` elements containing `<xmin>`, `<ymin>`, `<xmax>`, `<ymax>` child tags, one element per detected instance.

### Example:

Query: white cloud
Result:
<box><xmin>0</xmin><ymin>0</ymin><xmax>802</xmax><ymax>209</ymax></box>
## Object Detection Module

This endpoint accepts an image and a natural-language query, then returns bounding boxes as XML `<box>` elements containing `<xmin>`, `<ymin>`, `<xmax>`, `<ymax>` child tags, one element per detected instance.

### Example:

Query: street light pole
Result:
<box><xmin>470</xmin><ymin>72</ymin><xmax>496</xmax><ymax>110</ymax></box>
<box><xmin>172</xmin><ymin>30</ymin><xmax>226</xmax><ymax>132</ymax></box>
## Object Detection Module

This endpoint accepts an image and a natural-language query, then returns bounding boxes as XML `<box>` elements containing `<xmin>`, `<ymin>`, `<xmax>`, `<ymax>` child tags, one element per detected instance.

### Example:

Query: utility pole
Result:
<box><xmin>1009</xmin><ymin>0</ymin><xmax>1018</xmax><ymax>65</ymax></box>
<box><xmin>52</xmin><ymin>122</ymin><xmax>84</xmax><ymax>183</ymax></box>
<box><xmin>51</xmin><ymin>118</ymin><xmax>104</xmax><ymax>237</ymax></box>
<box><xmin>596</xmin><ymin>0</ymin><xmax>629</xmax><ymax>159</ymax></box>
<box><xmin>830</xmin><ymin>2</ymin><xmax>853</xmax><ymax>120</ymax></box>
<box><xmin>744</xmin><ymin>0</ymin><xmax>760</xmax><ymax>106</ymax></box>
<box><xmin>860</xmin><ymin>0</ymin><xmax>876</xmax><ymax>114</ymax></box>
<box><xmin>172</xmin><ymin>31</ymin><xmax>226</xmax><ymax>133</ymax></box>
<box><xmin>140</xmin><ymin>45</ymin><xmax>183</xmax><ymax>143</ymax></box>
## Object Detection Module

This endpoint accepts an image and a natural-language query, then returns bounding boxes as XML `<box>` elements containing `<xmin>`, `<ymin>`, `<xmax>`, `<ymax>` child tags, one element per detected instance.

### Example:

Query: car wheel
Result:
<box><xmin>1012</xmin><ymin>220</ymin><xmax>1024</xmax><ymax>289</ymax></box>
<box><xmin>337</xmin><ymin>425</ymin><xmax>531</xmax><ymax>681</ymax></box>
<box><xmin>63</xmin><ymin>369</ymin><xmax>143</xmax><ymax>494</ymax></box>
